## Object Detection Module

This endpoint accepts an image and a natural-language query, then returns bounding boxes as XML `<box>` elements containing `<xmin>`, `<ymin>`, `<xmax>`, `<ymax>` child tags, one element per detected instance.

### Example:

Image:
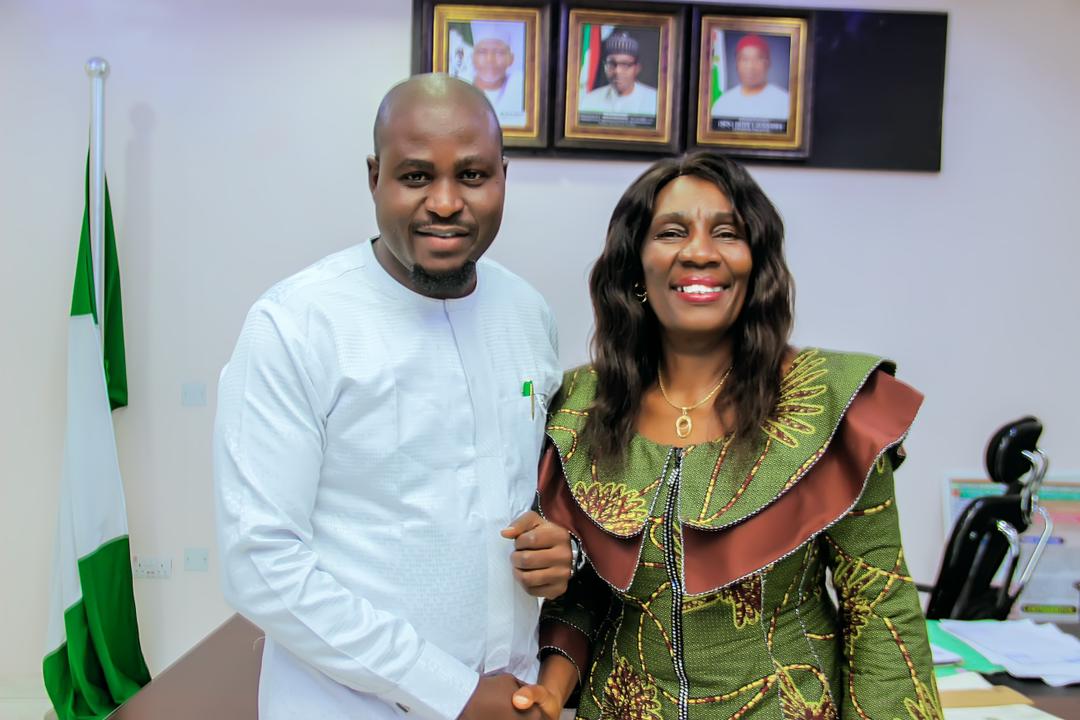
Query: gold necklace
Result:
<box><xmin>657</xmin><ymin>366</ymin><xmax>734</xmax><ymax>439</ymax></box>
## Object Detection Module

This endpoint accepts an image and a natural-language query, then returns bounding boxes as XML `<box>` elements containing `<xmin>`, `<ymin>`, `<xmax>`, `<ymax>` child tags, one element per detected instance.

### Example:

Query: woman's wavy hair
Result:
<box><xmin>585</xmin><ymin>151</ymin><xmax>795</xmax><ymax>462</ymax></box>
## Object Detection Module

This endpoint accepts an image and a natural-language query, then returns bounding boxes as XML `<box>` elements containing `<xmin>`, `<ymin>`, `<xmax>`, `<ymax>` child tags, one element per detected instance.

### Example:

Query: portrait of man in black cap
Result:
<box><xmin>578</xmin><ymin>28</ymin><xmax>658</xmax><ymax>121</ymax></box>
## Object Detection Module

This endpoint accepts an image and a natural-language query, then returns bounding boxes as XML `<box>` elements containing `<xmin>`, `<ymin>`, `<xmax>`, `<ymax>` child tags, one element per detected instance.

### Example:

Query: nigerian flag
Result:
<box><xmin>579</xmin><ymin>24</ymin><xmax>613</xmax><ymax>95</ymax></box>
<box><xmin>710</xmin><ymin>29</ymin><xmax>726</xmax><ymax>109</ymax></box>
<box><xmin>43</xmin><ymin>157</ymin><xmax>150</xmax><ymax>720</ymax></box>
<box><xmin>579</xmin><ymin>23</ymin><xmax>601</xmax><ymax>93</ymax></box>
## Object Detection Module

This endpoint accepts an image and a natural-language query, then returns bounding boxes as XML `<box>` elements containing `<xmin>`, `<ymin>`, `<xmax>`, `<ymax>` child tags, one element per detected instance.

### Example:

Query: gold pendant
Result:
<box><xmin>675</xmin><ymin>411</ymin><xmax>692</xmax><ymax>439</ymax></box>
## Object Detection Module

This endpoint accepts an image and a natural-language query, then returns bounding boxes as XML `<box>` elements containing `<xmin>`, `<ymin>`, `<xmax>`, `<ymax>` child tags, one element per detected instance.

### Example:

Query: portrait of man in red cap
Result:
<box><xmin>710</xmin><ymin>32</ymin><xmax>791</xmax><ymax>121</ymax></box>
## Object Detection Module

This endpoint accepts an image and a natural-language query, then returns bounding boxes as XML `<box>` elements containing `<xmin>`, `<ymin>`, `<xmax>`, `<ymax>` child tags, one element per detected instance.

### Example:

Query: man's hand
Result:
<box><xmin>458</xmin><ymin>673</ymin><xmax>541</xmax><ymax>720</ymax></box>
<box><xmin>502</xmin><ymin>511</ymin><xmax>573</xmax><ymax>599</ymax></box>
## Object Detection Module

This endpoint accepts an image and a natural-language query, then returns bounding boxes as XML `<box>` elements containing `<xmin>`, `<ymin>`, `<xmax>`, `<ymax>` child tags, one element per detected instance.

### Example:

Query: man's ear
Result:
<box><xmin>366</xmin><ymin>155</ymin><xmax>379</xmax><ymax>193</ymax></box>
<box><xmin>502</xmin><ymin>156</ymin><xmax>509</xmax><ymax>179</ymax></box>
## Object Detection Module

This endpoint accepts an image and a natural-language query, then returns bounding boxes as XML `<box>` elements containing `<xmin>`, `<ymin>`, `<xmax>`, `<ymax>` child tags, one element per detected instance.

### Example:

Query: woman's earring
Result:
<box><xmin>632</xmin><ymin>282</ymin><xmax>648</xmax><ymax>304</ymax></box>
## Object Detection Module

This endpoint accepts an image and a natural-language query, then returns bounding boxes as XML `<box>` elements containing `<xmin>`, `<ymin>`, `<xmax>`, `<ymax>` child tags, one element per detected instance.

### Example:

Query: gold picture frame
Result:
<box><xmin>556</xmin><ymin>7</ymin><xmax>684</xmax><ymax>152</ymax></box>
<box><xmin>430</xmin><ymin>4</ymin><xmax>548</xmax><ymax>148</ymax></box>
<box><xmin>692</xmin><ymin>14</ymin><xmax>810</xmax><ymax>156</ymax></box>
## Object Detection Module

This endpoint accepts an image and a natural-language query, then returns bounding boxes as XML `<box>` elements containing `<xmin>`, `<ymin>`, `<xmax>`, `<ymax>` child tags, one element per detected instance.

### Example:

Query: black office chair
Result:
<box><xmin>922</xmin><ymin>416</ymin><xmax>1053</xmax><ymax>620</ymax></box>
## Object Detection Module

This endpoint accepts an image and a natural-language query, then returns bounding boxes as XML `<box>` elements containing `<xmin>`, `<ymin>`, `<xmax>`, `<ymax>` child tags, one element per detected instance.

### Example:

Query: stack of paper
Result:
<box><xmin>932</xmin><ymin>642</ymin><xmax>965</xmax><ymax>665</ymax></box>
<box><xmin>945</xmin><ymin>705</ymin><xmax>1067</xmax><ymax>720</ymax></box>
<box><xmin>928</xmin><ymin>620</ymin><xmax>1006</xmax><ymax>676</ymax></box>
<box><xmin>936</xmin><ymin>670</ymin><xmax>996</xmax><ymax>690</ymax></box>
<box><xmin>940</xmin><ymin>619</ymin><xmax>1080</xmax><ymax>686</ymax></box>
<box><xmin>936</xmin><ymin>671</ymin><xmax>1062</xmax><ymax>719</ymax></box>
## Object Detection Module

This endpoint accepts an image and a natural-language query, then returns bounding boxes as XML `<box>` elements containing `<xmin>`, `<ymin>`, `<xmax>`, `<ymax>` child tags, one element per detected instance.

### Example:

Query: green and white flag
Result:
<box><xmin>579</xmin><ymin>24</ymin><xmax>614</xmax><ymax>95</ymax></box>
<box><xmin>710</xmin><ymin>29</ymin><xmax>726</xmax><ymax>109</ymax></box>
<box><xmin>579</xmin><ymin>23</ymin><xmax>600</xmax><ymax>93</ymax></box>
<box><xmin>43</xmin><ymin>158</ymin><xmax>150</xmax><ymax>720</ymax></box>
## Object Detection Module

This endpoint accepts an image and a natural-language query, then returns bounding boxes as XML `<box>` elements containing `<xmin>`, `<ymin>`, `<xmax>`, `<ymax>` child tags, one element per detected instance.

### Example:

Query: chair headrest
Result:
<box><xmin>984</xmin><ymin>416</ymin><xmax>1042</xmax><ymax>486</ymax></box>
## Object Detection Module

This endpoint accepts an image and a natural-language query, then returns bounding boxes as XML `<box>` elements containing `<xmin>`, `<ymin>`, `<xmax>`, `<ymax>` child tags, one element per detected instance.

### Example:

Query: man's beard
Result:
<box><xmin>410</xmin><ymin>261</ymin><xmax>477</xmax><ymax>296</ymax></box>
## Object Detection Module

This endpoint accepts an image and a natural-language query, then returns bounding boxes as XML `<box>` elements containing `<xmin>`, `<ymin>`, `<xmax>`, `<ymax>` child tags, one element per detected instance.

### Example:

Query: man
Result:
<box><xmin>710</xmin><ymin>34</ymin><xmax>790</xmax><ymax>120</ymax></box>
<box><xmin>214</xmin><ymin>74</ymin><xmax>570</xmax><ymax>720</ymax></box>
<box><xmin>469</xmin><ymin>21</ymin><xmax>525</xmax><ymax>123</ymax></box>
<box><xmin>579</xmin><ymin>30</ymin><xmax>657</xmax><ymax>116</ymax></box>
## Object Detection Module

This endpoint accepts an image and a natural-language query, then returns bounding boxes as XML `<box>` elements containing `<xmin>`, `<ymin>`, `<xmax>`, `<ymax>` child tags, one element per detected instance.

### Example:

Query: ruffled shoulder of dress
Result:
<box><xmin>538</xmin><ymin>349</ymin><xmax>924</xmax><ymax>594</ymax></box>
<box><xmin>679</xmin><ymin>347</ymin><xmax>900</xmax><ymax>531</ymax></box>
<box><xmin>544</xmin><ymin>364</ymin><xmax>598</xmax><ymax>463</ymax></box>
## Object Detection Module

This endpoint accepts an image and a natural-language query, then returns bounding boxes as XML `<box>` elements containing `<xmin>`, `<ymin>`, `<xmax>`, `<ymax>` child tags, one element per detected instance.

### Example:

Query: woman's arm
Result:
<box><xmin>822</xmin><ymin>454</ymin><xmax>943</xmax><ymax>720</ymax></box>
<box><xmin>516</xmin><ymin>561</ymin><xmax>614</xmax><ymax>717</ymax></box>
<box><xmin>513</xmin><ymin>653</ymin><xmax>579</xmax><ymax>719</ymax></box>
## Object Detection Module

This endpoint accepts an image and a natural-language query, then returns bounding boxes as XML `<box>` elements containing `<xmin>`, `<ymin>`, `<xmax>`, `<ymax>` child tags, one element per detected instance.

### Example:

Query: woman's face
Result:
<box><xmin>640</xmin><ymin>175</ymin><xmax>753</xmax><ymax>344</ymax></box>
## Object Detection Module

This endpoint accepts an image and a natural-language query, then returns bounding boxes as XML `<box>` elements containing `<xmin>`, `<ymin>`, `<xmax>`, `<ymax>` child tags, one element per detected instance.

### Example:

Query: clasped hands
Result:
<box><xmin>457</xmin><ymin>511</ymin><xmax>572</xmax><ymax>719</ymax></box>
<box><xmin>456</xmin><ymin>673</ymin><xmax>562</xmax><ymax>720</ymax></box>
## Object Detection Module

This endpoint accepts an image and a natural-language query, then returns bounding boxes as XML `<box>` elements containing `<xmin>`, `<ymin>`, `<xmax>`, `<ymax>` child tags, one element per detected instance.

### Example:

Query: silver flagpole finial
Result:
<box><xmin>86</xmin><ymin>57</ymin><xmax>109</xmax><ymax>329</ymax></box>
<box><xmin>85</xmin><ymin>57</ymin><xmax>110</xmax><ymax>78</ymax></box>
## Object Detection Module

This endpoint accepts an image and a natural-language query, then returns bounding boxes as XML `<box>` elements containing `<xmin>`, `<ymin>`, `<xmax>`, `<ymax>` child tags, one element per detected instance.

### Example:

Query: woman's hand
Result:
<box><xmin>457</xmin><ymin>673</ymin><xmax>541</xmax><ymax>720</ymax></box>
<box><xmin>512</xmin><ymin>683</ymin><xmax>563</xmax><ymax>720</ymax></box>
<box><xmin>511</xmin><ymin>652</ymin><xmax>579</xmax><ymax>720</ymax></box>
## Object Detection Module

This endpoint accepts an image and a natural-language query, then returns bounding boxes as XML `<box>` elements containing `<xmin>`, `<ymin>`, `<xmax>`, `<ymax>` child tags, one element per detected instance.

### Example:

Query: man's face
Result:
<box><xmin>367</xmin><ymin>98</ymin><xmax>506</xmax><ymax>297</ymax></box>
<box><xmin>603</xmin><ymin>53</ymin><xmax>640</xmax><ymax>96</ymax></box>
<box><xmin>736</xmin><ymin>46</ymin><xmax>770</xmax><ymax>90</ymax></box>
<box><xmin>472</xmin><ymin>39</ymin><xmax>513</xmax><ymax>87</ymax></box>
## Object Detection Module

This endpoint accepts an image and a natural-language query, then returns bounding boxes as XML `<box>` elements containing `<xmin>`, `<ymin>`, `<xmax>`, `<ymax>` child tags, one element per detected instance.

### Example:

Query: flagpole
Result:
<box><xmin>85</xmin><ymin>57</ymin><xmax>109</xmax><ymax>326</ymax></box>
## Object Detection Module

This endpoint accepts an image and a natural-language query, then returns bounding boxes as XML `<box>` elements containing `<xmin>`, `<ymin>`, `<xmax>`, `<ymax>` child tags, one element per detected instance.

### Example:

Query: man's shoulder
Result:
<box><xmin>504</xmin><ymin>70</ymin><xmax>525</xmax><ymax>93</ymax></box>
<box><xmin>477</xmin><ymin>257</ymin><xmax>551</xmax><ymax>314</ymax></box>
<box><xmin>258</xmin><ymin>243</ymin><xmax>369</xmax><ymax>314</ymax></box>
<box><xmin>636</xmin><ymin>83</ymin><xmax>658</xmax><ymax>99</ymax></box>
<box><xmin>578</xmin><ymin>86</ymin><xmax>613</xmax><ymax>108</ymax></box>
<box><xmin>710</xmin><ymin>88</ymin><xmax>740</xmax><ymax>113</ymax></box>
<box><xmin>477</xmin><ymin>258</ymin><xmax>559</xmax><ymax>355</ymax></box>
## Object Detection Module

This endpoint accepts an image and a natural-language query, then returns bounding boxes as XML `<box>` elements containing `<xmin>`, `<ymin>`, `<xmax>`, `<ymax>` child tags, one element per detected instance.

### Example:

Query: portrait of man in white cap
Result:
<box><xmin>579</xmin><ymin>29</ymin><xmax>658</xmax><ymax>119</ymax></box>
<box><xmin>461</xmin><ymin>20</ymin><xmax>526</xmax><ymax>127</ymax></box>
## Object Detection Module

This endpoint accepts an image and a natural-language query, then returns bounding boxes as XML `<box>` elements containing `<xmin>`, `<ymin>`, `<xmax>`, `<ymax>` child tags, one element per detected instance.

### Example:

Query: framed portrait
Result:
<box><xmin>555</xmin><ymin>4</ymin><xmax>685</xmax><ymax>153</ymax></box>
<box><xmin>416</xmin><ymin>2</ymin><xmax>550</xmax><ymax>148</ymax></box>
<box><xmin>688</xmin><ymin>13</ymin><xmax>811</xmax><ymax>158</ymax></box>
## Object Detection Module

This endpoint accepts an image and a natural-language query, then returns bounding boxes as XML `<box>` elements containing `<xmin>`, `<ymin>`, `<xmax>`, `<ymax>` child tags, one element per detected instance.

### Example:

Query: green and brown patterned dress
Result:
<box><xmin>538</xmin><ymin>349</ymin><xmax>942</xmax><ymax>720</ymax></box>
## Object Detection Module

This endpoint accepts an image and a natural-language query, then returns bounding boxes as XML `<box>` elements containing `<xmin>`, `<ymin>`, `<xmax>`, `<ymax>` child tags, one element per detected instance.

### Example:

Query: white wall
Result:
<box><xmin>2</xmin><ymin>0</ymin><xmax>1079</xmax><ymax>708</ymax></box>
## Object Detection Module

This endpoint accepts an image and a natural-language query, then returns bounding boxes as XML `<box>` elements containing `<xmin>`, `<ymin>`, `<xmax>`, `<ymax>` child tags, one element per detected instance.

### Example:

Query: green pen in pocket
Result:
<box><xmin>522</xmin><ymin>380</ymin><xmax>534</xmax><ymax>419</ymax></box>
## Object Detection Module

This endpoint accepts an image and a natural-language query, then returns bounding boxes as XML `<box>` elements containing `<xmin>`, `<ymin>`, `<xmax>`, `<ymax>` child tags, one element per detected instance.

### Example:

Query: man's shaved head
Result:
<box><xmin>366</xmin><ymin>73</ymin><xmax>508</xmax><ymax>300</ymax></box>
<box><xmin>373</xmin><ymin>73</ymin><xmax>502</xmax><ymax>157</ymax></box>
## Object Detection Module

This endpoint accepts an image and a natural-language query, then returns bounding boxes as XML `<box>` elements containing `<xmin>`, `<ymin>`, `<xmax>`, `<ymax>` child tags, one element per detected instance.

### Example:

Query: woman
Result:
<box><xmin>514</xmin><ymin>152</ymin><xmax>940</xmax><ymax>719</ymax></box>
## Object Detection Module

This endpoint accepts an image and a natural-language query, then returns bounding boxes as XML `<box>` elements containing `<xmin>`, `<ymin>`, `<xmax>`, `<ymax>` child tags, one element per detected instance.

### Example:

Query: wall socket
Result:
<box><xmin>132</xmin><ymin>555</ymin><xmax>172</xmax><ymax>579</ymax></box>
<box><xmin>184</xmin><ymin>547</ymin><xmax>209</xmax><ymax>572</ymax></box>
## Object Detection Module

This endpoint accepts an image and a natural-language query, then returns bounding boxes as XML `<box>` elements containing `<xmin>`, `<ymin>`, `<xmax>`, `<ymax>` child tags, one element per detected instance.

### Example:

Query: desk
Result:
<box><xmin>93</xmin><ymin>615</ymin><xmax>1079</xmax><ymax>720</ymax></box>
<box><xmin>988</xmin><ymin>674</ymin><xmax>1080</xmax><ymax>719</ymax></box>
<box><xmin>106</xmin><ymin>614</ymin><xmax>262</xmax><ymax>720</ymax></box>
<box><xmin>985</xmin><ymin>622</ymin><xmax>1080</xmax><ymax>720</ymax></box>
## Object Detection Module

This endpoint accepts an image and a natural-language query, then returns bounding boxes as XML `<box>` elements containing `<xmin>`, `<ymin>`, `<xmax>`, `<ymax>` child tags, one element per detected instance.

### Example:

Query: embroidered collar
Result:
<box><xmin>546</xmin><ymin>348</ymin><xmax>894</xmax><ymax>537</ymax></box>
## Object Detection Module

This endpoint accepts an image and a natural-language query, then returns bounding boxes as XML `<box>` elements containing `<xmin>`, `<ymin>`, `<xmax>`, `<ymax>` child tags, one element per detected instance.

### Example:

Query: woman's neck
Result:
<box><xmin>658</xmin><ymin>333</ymin><xmax>734</xmax><ymax>403</ymax></box>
